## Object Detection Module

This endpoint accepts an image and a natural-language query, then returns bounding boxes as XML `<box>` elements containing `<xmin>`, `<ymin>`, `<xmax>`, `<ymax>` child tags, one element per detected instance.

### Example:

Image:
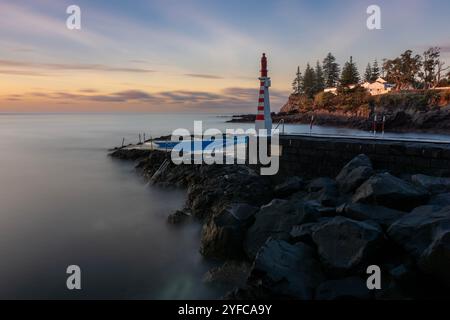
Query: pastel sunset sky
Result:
<box><xmin>1</xmin><ymin>0</ymin><xmax>449</xmax><ymax>112</ymax></box>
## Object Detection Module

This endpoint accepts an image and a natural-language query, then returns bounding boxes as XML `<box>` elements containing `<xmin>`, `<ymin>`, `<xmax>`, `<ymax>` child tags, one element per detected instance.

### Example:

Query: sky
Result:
<box><xmin>0</xmin><ymin>0</ymin><xmax>449</xmax><ymax>113</ymax></box>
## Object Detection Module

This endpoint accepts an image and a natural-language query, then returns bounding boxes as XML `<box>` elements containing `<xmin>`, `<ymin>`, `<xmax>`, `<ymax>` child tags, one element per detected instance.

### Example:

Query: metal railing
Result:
<box><xmin>274</xmin><ymin>119</ymin><xmax>285</xmax><ymax>134</ymax></box>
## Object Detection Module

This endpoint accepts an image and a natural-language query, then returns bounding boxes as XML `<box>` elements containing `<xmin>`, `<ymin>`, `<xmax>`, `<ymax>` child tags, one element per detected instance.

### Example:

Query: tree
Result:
<box><xmin>364</xmin><ymin>63</ymin><xmax>373</xmax><ymax>82</ymax></box>
<box><xmin>421</xmin><ymin>47</ymin><xmax>440</xmax><ymax>89</ymax></box>
<box><xmin>340</xmin><ymin>56</ymin><xmax>360</xmax><ymax>86</ymax></box>
<box><xmin>292</xmin><ymin>66</ymin><xmax>303</xmax><ymax>94</ymax></box>
<box><xmin>314</xmin><ymin>61</ymin><xmax>325</xmax><ymax>93</ymax></box>
<box><xmin>371</xmin><ymin>59</ymin><xmax>380</xmax><ymax>81</ymax></box>
<box><xmin>322</xmin><ymin>52</ymin><xmax>340</xmax><ymax>88</ymax></box>
<box><xmin>302</xmin><ymin>63</ymin><xmax>316</xmax><ymax>98</ymax></box>
<box><xmin>420</xmin><ymin>47</ymin><xmax>449</xmax><ymax>88</ymax></box>
<box><xmin>384</xmin><ymin>50</ymin><xmax>422</xmax><ymax>90</ymax></box>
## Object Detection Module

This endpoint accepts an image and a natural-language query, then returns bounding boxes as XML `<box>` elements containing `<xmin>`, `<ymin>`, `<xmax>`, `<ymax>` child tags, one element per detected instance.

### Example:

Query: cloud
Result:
<box><xmin>0</xmin><ymin>59</ymin><xmax>155</xmax><ymax>75</ymax></box>
<box><xmin>184</xmin><ymin>73</ymin><xmax>224</xmax><ymax>79</ymax></box>
<box><xmin>0</xmin><ymin>69</ymin><xmax>46</xmax><ymax>76</ymax></box>
<box><xmin>4</xmin><ymin>85</ymin><xmax>290</xmax><ymax>113</ymax></box>
<box><xmin>0</xmin><ymin>2</ymin><xmax>111</xmax><ymax>48</ymax></box>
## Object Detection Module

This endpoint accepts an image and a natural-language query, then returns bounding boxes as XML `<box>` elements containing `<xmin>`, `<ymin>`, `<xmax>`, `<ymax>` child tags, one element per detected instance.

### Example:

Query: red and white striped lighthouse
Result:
<box><xmin>255</xmin><ymin>53</ymin><xmax>272</xmax><ymax>133</ymax></box>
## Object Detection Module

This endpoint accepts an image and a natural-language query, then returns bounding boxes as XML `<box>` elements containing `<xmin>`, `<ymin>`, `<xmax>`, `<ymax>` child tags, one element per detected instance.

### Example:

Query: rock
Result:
<box><xmin>315</xmin><ymin>277</ymin><xmax>371</xmax><ymax>300</ymax></box>
<box><xmin>389</xmin><ymin>263</ymin><xmax>417</xmax><ymax>284</ymax></box>
<box><xmin>338</xmin><ymin>166</ymin><xmax>374</xmax><ymax>194</ymax></box>
<box><xmin>244</xmin><ymin>199</ymin><xmax>332</xmax><ymax>259</ymax></box>
<box><xmin>167</xmin><ymin>210</ymin><xmax>192</xmax><ymax>225</ymax></box>
<box><xmin>388</xmin><ymin>205</ymin><xmax>450</xmax><ymax>287</ymax></box>
<box><xmin>290</xmin><ymin>223</ymin><xmax>317</xmax><ymax>245</ymax></box>
<box><xmin>185</xmin><ymin>165</ymin><xmax>273</xmax><ymax>220</ymax></box>
<box><xmin>336</xmin><ymin>154</ymin><xmax>374</xmax><ymax>193</ymax></box>
<box><xmin>307</xmin><ymin>177</ymin><xmax>337</xmax><ymax>192</ymax></box>
<box><xmin>312</xmin><ymin>216</ymin><xmax>384</xmax><ymax>273</ymax></box>
<box><xmin>203</xmin><ymin>261</ymin><xmax>252</xmax><ymax>291</ymax></box>
<box><xmin>418</xmin><ymin>230</ymin><xmax>450</xmax><ymax>287</ymax></box>
<box><xmin>250</xmin><ymin>240</ymin><xmax>324</xmax><ymax>299</ymax></box>
<box><xmin>411</xmin><ymin>174</ymin><xmax>450</xmax><ymax>194</ymax></box>
<box><xmin>274</xmin><ymin>176</ymin><xmax>304</xmax><ymax>198</ymax></box>
<box><xmin>338</xmin><ymin>155</ymin><xmax>373</xmax><ymax>177</ymax></box>
<box><xmin>223</xmin><ymin>285</ymin><xmax>271</xmax><ymax>300</ymax></box>
<box><xmin>339</xmin><ymin>203</ymin><xmax>405</xmax><ymax>229</ymax></box>
<box><xmin>352</xmin><ymin>172</ymin><xmax>429</xmax><ymax>211</ymax></box>
<box><xmin>200</xmin><ymin>203</ymin><xmax>258</xmax><ymax>259</ymax></box>
<box><xmin>227</xmin><ymin>203</ymin><xmax>259</xmax><ymax>221</ymax></box>
<box><xmin>290</xmin><ymin>218</ymin><xmax>332</xmax><ymax>245</ymax></box>
<box><xmin>429</xmin><ymin>193</ymin><xmax>450</xmax><ymax>208</ymax></box>
<box><xmin>306</xmin><ymin>178</ymin><xmax>340</xmax><ymax>207</ymax></box>
<box><xmin>109</xmin><ymin>148</ymin><xmax>153</xmax><ymax>160</ymax></box>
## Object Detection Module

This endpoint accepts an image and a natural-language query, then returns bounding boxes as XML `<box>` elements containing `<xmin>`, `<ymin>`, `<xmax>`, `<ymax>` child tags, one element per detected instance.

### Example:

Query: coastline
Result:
<box><xmin>109</xmin><ymin>144</ymin><xmax>450</xmax><ymax>300</ymax></box>
<box><xmin>228</xmin><ymin>109</ymin><xmax>450</xmax><ymax>135</ymax></box>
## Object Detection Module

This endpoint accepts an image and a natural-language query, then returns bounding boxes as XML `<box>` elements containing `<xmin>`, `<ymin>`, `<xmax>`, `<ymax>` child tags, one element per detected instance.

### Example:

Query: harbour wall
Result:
<box><xmin>278</xmin><ymin>135</ymin><xmax>450</xmax><ymax>178</ymax></box>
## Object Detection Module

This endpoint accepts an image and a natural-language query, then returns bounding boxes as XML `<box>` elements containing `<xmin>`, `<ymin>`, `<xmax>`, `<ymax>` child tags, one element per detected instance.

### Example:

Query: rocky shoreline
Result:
<box><xmin>228</xmin><ymin>107</ymin><xmax>450</xmax><ymax>134</ymax></box>
<box><xmin>109</xmin><ymin>147</ymin><xmax>450</xmax><ymax>300</ymax></box>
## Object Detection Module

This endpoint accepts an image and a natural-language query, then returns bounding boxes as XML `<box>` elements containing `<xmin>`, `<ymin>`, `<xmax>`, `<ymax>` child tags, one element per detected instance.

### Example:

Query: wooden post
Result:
<box><xmin>122</xmin><ymin>137</ymin><xmax>125</xmax><ymax>147</ymax></box>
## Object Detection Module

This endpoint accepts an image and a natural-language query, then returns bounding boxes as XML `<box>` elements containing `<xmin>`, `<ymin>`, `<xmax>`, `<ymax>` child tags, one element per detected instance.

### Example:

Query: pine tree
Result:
<box><xmin>340</xmin><ymin>56</ymin><xmax>360</xmax><ymax>86</ymax></box>
<box><xmin>371</xmin><ymin>59</ymin><xmax>380</xmax><ymax>81</ymax></box>
<box><xmin>322</xmin><ymin>52</ymin><xmax>340</xmax><ymax>88</ymax></box>
<box><xmin>364</xmin><ymin>63</ymin><xmax>373</xmax><ymax>82</ymax></box>
<box><xmin>292</xmin><ymin>66</ymin><xmax>303</xmax><ymax>94</ymax></box>
<box><xmin>302</xmin><ymin>63</ymin><xmax>316</xmax><ymax>98</ymax></box>
<box><xmin>314</xmin><ymin>61</ymin><xmax>325</xmax><ymax>93</ymax></box>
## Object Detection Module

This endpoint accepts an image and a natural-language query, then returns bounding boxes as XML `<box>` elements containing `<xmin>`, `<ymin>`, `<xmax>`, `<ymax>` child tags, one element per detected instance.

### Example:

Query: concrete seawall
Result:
<box><xmin>279</xmin><ymin>135</ymin><xmax>450</xmax><ymax>178</ymax></box>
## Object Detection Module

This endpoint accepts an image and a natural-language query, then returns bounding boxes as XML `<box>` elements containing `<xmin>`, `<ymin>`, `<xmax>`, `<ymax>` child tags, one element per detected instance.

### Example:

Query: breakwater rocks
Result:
<box><xmin>109</xmin><ymin>148</ymin><xmax>450</xmax><ymax>300</ymax></box>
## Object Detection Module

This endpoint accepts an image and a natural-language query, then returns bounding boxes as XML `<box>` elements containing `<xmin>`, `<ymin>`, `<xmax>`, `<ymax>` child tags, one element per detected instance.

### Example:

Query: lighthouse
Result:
<box><xmin>255</xmin><ymin>53</ymin><xmax>272</xmax><ymax>133</ymax></box>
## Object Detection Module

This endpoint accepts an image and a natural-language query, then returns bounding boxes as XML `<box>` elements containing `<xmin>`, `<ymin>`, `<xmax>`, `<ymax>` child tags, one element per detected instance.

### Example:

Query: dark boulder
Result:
<box><xmin>167</xmin><ymin>209</ymin><xmax>193</xmax><ymax>225</ymax></box>
<box><xmin>249</xmin><ymin>240</ymin><xmax>325</xmax><ymax>299</ymax></box>
<box><xmin>429</xmin><ymin>193</ymin><xmax>450</xmax><ymax>208</ymax></box>
<box><xmin>200</xmin><ymin>203</ymin><xmax>258</xmax><ymax>259</ymax></box>
<box><xmin>244</xmin><ymin>199</ymin><xmax>333</xmax><ymax>259</ymax></box>
<box><xmin>305</xmin><ymin>178</ymin><xmax>340</xmax><ymax>207</ymax></box>
<box><xmin>312</xmin><ymin>216</ymin><xmax>384</xmax><ymax>273</ymax></box>
<box><xmin>290</xmin><ymin>218</ymin><xmax>332</xmax><ymax>245</ymax></box>
<box><xmin>388</xmin><ymin>205</ymin><xmax>450</xmax><ymax>287</ymax></box>
<box><xmin>337</xmin><ymin>154</ymin><xmax>373</xmax><ymax>179</ymax></box>
<box><xmin>307</xmin><ymin>177</ymin><xmax>337</xmax><ymax>192</ymax></box>
<box><xmin>336</xmin><ymin>154</ymin><xmax>374</xmax><ymax>194</ymax></box>
<box><xmin>274</xmin><ymin>176</ymin><xmax>304</xmax><ymax>198</ymax></box>
<box><xmin>315</xmin><ymin>277</ymin><xmax>371</xmax><ymax>300</ymax></box>
<box><xmin>411</xmin><ymin>174</ymin><xmax>450</xmax><ymax>194</ymax></box>
<box><xmin>352</xmin><ymin>172</ymin><xmax>429</xmax><ymax>211</ymax></box>
<box><xmin>109</xmin><ymin>148</ymin><xmax>153</xmax><ymax>161</ymax></box>
<box><xmin>184</xmin><ymin>165</ymin><xmax>273</xmax><ymax>220</ymax></box>
<box><xmin>203</xmin><ymin>261</ymin><xmax>251</xmax><ymax>292</ymax></box>
<box><xmin>338</xmin><ymin>203</ymin><xmax>405</xmax><ymax>229</ymax></box>
<box><xmin>290</xmin><ymin>223</ymin><xmax>318</xmax><ymax>246</ymax></box>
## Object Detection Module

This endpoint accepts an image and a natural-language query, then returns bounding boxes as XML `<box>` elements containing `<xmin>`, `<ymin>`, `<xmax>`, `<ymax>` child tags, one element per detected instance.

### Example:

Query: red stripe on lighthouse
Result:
<box><xmin>256</xmin><ymin>115</ymin><xmax>265</xmax><ymax>120</ymax></box>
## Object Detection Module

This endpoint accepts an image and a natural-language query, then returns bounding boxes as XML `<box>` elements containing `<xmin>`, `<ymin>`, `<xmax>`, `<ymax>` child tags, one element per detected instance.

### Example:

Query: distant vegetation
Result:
<box><xmin>291</xmin><ymin>47</ymin><xmax>450</xmax><ymax>99</ymax></box>
<box><xmin>287</xmin><ymin>47</ymin><xmax>450</xmax><ymax>114</ymax></box>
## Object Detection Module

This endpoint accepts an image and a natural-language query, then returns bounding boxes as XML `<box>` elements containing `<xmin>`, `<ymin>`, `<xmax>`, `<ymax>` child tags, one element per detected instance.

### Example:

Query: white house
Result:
<box><xmin>324</xmin><ymin>87</ymin><xmax>338</xmax><ymax>95</ymax></box>
<box><xmin>362</xmin><ymin>77</ymin><xmax>393</xmax><ymax>95</ymax></box>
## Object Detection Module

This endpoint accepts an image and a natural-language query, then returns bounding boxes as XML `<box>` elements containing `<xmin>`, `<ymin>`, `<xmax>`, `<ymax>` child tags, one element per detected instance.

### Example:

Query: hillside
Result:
<box><xmin>231</xmin><ymin>88</ymin><xmax>450</xmax><ymax>133</ymax></box>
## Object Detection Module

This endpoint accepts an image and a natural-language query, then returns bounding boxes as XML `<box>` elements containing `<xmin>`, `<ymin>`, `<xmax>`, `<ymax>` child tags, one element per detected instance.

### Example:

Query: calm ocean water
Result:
<box><xmin>0</xmin><ymin>113</ymin><xmax>449</xmax><ymax>299</ymax></box>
